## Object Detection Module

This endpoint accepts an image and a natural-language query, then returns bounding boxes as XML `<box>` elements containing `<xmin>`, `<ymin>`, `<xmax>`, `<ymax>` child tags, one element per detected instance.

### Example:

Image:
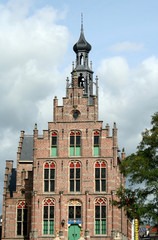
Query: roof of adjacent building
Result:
<box><xmin>20</xmin><ymin>135</ymin><xmax>33</xmax><ymax>161</ymax></box>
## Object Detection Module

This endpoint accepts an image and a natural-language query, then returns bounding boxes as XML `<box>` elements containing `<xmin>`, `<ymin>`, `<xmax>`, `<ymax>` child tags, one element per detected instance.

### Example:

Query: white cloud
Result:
<box><xmin>0</xmin><ymin>1</ymin><xmax>70</xmax><ymax>131</ymax></box>
<box><xmin>97</xmin><ymin>57</ymin><xmax>130</xmax><ymax>94</ymax></box>
<box><xmin>0</xmin><ymin>0</ymin><xmax>70</xmax><ymax>213</ymax></box>
<box><xmin>109</xmin><ymin>41</ymin><xmax>144</xmax><ymax>52</ymax></box>
<box><xmin>97</xmin><ymin>56</ymin><xmax>158</xmax><ymax>154</ymax></box>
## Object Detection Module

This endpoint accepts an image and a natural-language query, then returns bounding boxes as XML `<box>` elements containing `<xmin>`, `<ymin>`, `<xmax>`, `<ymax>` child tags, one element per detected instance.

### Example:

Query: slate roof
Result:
<box><xmin>73</xmin><ymin>25</ymin><xmax>91</xmax><ymax>53</ymax></box>
<box><xmin>20</xmin><ymin>135</ymin><xmax>33</xmax><ymax>161</ymax></box>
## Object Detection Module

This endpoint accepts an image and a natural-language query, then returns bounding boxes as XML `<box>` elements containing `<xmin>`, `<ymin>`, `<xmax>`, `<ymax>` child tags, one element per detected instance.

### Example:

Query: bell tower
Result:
<box><xmin>53</xmin><ymin>17</ymin><xmax>99</xmax><ymax>123</ymax></box>
<box><xmin>71</xmin><ymin>16</ymin><xmax>96</xmax><ymax>104</ymax></box>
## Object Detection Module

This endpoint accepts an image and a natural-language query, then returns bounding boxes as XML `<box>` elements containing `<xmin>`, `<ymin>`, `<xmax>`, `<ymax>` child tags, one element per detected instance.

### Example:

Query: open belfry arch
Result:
<box><xmin>2</xmin><ymin>18</ymin><xmax>131</xmax><ymax>240</ymax></box>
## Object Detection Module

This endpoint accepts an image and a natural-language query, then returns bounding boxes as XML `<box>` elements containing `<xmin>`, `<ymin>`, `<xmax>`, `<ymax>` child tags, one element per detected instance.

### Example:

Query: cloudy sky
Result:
<box><xmin>0</xmin><ymin>0</ymin><xmax>158</xmax><ymax>213</ymax></box>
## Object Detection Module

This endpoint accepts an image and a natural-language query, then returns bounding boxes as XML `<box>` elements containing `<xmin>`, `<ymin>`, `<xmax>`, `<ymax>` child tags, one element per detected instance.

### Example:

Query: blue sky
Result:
<box><xmin>0</xmin><ymin>0</ymin><xmax>158</xmax><ymax>213</ymax></box>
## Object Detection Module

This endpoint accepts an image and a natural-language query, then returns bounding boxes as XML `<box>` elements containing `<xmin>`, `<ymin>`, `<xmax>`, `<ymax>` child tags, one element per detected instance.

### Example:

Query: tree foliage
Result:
<box><xmin>113</xmin><ymin>112</ymin><xmax>158</xmax><ymax>223</ymax></box>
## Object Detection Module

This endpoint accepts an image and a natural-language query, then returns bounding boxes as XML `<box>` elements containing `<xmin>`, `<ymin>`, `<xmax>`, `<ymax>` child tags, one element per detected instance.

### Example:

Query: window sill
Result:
<box><xmin>16</xmin><ymin>236</ymin><xmax>29</xmax><ymax>238</ymax></box>
<box><xmin>41</xmin><ymin>235</ymin><xmax>55</xmax><ymax>238</ymax></box>
<box><xmin>43</xmin><ymin>192</ymin><xmax>56</xmax><ymax>194</ymax></box>
<box><xmin>69</xmin><ymin>155</ymin><xmax>81</xmax><ymax>157</ymax></box>
<box><xmin>91</xmin><ymin>235</ymin><xmax>108</xmax><ymax>238</ymax></box>
<box><xmin>69</xmin><ymin>192</ymin><xmax>81</xmax><ymax>194</ymax></box>
<box><xmin>95</xmin><ymin>191</ymin><xmax>106</xmax><ymax>193</ymax></box>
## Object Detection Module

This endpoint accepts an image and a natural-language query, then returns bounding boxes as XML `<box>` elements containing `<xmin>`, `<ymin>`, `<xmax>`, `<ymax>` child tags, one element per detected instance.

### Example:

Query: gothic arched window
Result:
<box><xmin>95</xmin><ymin>161</ymin><xmax>106</xmax><ymax>192</ymax></box>
<box><xmin>70</xmin><ymin>131</ymin><xmax>81</xmax><ymax>156</ymax></box>
<box><xmin>69</xmin><ymin>161</ymin><xmax>81</xmax><ymax>192</ymax></box>
<box><xmin>44</xmin><ymin>162</ymin><xmax>55</xmax><ymax>192</ymax></box>
<box><xmin>17</xmin><ymin>201</ymin><xmax>27</xmax><ymax>236</ymax></box>
<box><xmin>43</xmin><ymin>198</ymin><xmax>55</xmax><ymax>235</ymax></box>
<box><xmin>95</xmin><ymin>198</ymin><xmax>106</xmax><ymax>235</ymax></box>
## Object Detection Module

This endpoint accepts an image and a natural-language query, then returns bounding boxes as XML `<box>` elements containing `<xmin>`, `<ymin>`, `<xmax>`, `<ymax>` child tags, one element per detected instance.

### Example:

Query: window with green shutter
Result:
<box><xmin>51</xmin><ymin>132</ymin><xmax>57</xmax><ymax>156</ymax></box>
<box><xmin>94</xmin><ymin>131</ymin><xmax>100</xmax><ymax>156</ymax></box>
<box><xmin>43</xmin><ymin>199</ymin><xmax>55</xmax><ymax>235</ymax></box>
<box><xmin>95</xmin><ymin>198</ymin><xmax>106</xmax><ymax>235</ymax></box>
<box><xmin>70</xmin><ymin>131</ymin><xmax>81</xmax><ymax>156</ymax></box>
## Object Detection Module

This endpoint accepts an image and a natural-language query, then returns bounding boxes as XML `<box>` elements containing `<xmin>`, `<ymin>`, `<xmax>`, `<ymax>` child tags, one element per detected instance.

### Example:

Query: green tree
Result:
<box><xmin>113</xmin><ymin>112</ymin><xmax>158</xmax><ymax>223</ymax></box>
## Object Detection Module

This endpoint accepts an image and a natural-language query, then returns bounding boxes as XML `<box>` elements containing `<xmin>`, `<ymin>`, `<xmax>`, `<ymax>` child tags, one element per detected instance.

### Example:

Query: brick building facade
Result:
<box><xmin>2</xmin><ymin>24</ymin><xmax>131</xmax><ymax>240</ymax></box>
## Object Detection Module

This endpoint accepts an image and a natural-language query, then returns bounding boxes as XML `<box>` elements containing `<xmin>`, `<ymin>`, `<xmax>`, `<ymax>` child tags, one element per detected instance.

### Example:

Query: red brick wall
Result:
<box><xmin>2</xmin><ymin>79</ymin><xmax>130</xmax><ymax>240</ymax></box>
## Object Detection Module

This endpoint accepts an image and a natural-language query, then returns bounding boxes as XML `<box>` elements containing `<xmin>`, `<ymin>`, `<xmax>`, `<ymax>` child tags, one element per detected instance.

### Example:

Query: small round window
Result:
<box><xmin>72</xmin><ymin>110</ymin><xmax>80</xmax><ymax>119</ymax></box>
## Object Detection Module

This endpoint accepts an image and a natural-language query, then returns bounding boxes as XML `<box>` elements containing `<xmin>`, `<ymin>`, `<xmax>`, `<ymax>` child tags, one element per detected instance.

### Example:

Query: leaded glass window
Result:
<box><xmin>43</xmin><ymin>199</ymin><xmax>55</xmax><ymax>235</ymax></box>
<box><xmin>44</xmin><ymin>162</ymin><xmax>55</xmax><ymax>192</ymax></box>
<box><xmin>94</xmin><ymin>131</ymin><xmax>100</xmax><ymax>156</ymax></box>
<box><xmin>68</xmin><ymin>200</ymin><xmax>81</xmax><ymax>220</ymax></box>
<box><xmin>95</xmin><ymin>161</ymin><xmax>106</xmax><ymax>192</ymax></box>
<box><xmin>17</xmin><ymin>201</ymin><xmax>27</xmax><ymax>236</ymax></box>
<box><xmin>70</xmin><ymin>131</ymin><xmax>81</xmax><ymax>156</ymax></box>
<box><xmin>95</xmin><ymin>198</ymin><xmax>106</xmax><ymax>235</ymax></box>
<box><xmin>51</xmin><ymin>132</ymin><xmax>57</xmax><ymax>156</ymax></box>
<box><xmin>69</xmin><ymin>161</ymin><xmax>81</xmax><ymax>192</ymax></box>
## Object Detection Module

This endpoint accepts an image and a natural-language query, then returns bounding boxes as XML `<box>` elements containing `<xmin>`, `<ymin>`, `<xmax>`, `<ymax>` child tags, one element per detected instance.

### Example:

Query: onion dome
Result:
<box><xmin>73</xmin><ymin>23</ymin><xmax>91</xmax><ymax>53</ymax></box>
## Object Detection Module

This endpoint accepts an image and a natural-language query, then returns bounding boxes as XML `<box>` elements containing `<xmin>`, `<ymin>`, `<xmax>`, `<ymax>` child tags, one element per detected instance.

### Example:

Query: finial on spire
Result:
<box><xmin>81</xmin><ymin>13</ymin><xmax>83</xmax><ymax>32</ymax></box>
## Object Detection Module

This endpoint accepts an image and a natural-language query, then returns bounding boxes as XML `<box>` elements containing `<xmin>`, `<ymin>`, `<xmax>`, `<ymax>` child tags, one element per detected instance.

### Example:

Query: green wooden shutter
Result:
<box><xmin>94</xmin><ymin>146</ymin><xmax>99</xmax><ymax>156</ymax></box>
<box><xmin>51</xmin><ymin>147</ymin><xmax>57</xmax><ymax>156</ymax></box>
<box><xmin>95</xmin><ymin>220</ymin><xmax>100</xmax><ymax>234</ymax></box>
<box><xmin>49</xmin><ymin>220</ymin><xmax>54</xmax><ymax>234</ymax></box>
<box><xmin>43</xmin><ymin>220</ymin><xmax>48</xmax><ymax>234</ymax></box>
<box><xmin>76</xmin><ymin>146</ymin><xmax>81</xmax><ymax>156</ymax></box>
<box><xmin>101</xmin><ymin>220</ymin><xmax>106</xmax><ymax>234</ymax></box>
<box><xmin>70</xmin><ymin>146</ymin><xmax>75</xmax><ymax>156</ymax></box>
